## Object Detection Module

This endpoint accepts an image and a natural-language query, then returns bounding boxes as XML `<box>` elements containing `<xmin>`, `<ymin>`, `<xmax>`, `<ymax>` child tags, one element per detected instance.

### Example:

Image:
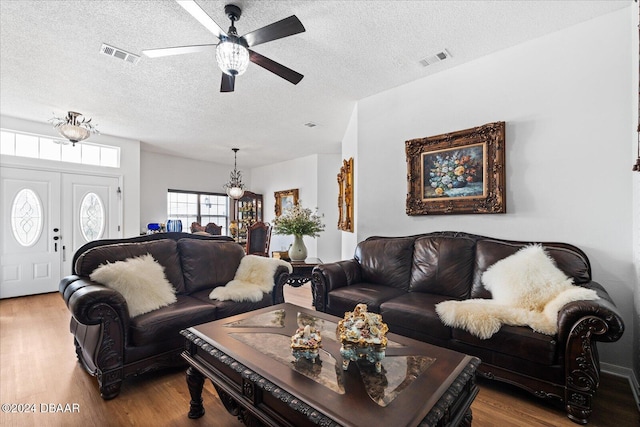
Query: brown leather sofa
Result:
<box><xmin>312</xmin><ymin>231</ymin><xmax>624</xmax><ymax>424</ymax></box>
<box><xmin>59</xmin><ymin>232</ymin><xmax>290</xmax><ymax>399</ymax></box>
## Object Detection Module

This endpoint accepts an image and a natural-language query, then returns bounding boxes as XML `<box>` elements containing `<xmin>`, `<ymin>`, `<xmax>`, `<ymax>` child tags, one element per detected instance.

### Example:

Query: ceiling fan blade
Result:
<box><xmin>176</xmin><ymin>0</ymin><xmax>226</xmax><ymax>40</ymax></box>
<box><xmin>249</xmin><ymin>50</ymin><xmax>303</xmax><ymax>85</ymax></box>
<box><xmin>242</xmin><ymin>15</ymin><xmax>305</xmax><ymax>48</ymax></box>
<box><xmin>221</xmin><ymin>73</ymin><xmax>235</xmax><ymax>92</ymax></box>
<box><xmin>142</xmin><ymin>44</ymin><xmax>216</xmax><ymax>58</ymax></box>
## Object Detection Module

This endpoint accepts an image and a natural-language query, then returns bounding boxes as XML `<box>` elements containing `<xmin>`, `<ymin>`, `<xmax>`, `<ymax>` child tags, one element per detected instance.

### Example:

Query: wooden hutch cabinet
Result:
<box><xmin>230</xmin><ymin>191</ymin><xmax>263</xmax><ymax>242</ymax></box>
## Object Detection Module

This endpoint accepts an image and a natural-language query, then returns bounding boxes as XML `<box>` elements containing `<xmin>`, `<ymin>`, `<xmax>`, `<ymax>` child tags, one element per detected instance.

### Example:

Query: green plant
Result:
<box><xmin>273</xmin><ymin>201</ymin><xmax>325</xmax><ymax>237</ymax></box>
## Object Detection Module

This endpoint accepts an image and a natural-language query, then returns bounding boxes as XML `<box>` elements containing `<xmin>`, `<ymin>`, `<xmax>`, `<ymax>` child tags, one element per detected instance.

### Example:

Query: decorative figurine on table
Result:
<box><xmin>337</xmin><ymin>303</ymin><xmax>388</xmax><ymax>373</ymax></box>
<box><xmin>291</xmin><ymin>324</ymin><xmax>322</xmax><ymax>363</ymax></box>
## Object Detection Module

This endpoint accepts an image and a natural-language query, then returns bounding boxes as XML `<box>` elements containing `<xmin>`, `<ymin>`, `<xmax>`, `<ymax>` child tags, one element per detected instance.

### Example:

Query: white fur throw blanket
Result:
<box><xmin>209</xmin><ymin>255</ymin><xmax>292</xmax><ymax>302</ymax></box>
<box><xmin>435</xmin><ymin>245</ymin><xmax>598</xmax><ymax>339</ymax></box>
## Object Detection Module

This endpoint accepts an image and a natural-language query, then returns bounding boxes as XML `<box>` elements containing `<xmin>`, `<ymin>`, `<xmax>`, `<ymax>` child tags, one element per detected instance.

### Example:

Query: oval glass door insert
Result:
<box><xmin>11</xmin><ymin>188</ymin><xmax>43</xmax><ymax>247</ymax></box>
<box><xmin>80</xmin><ymin>192</ymin><xmax>105</xmax><ymax>241</ymax></box>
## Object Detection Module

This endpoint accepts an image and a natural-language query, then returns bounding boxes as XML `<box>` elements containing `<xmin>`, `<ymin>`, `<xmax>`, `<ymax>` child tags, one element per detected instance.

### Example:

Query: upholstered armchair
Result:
<box><xmin>190</xmin><ymin>222</ymin><xmax>222</xmax><ymax>235</ymax></box>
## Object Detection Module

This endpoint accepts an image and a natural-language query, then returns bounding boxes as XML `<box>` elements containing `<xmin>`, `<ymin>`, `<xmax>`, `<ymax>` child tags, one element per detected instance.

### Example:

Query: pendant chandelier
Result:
<box><xmin>223</xmin><ymin>148</ymin><xmax>245</xmax><ymax>199</ymax></box>
<box><xmin>49</xmin><ymin>111</ymin><xmax>99</xmax><ymax>146</ymax></box>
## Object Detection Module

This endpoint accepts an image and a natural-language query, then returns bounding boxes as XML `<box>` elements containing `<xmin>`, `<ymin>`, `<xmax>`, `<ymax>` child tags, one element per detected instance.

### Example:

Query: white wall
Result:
<box><xmin>316</xmin><ymin>154</ymin><xmax>342</xmax><ymax>263</ymax></box>
<box><xmin>251</xmin><ymin>154</ymin><xmax>341</xmax><ymax>262</ymax></box>
<box><xmin>140</xmin><ymin>150</ymin><xmax>237</xmax><ymax>233</ymax></box>
<box><xmin>352</xmin><ymin>8</ymin><xmax>635</xmax><ymax>370</ymax></box>
<box><xmin>0</xmin><ymin>115</ymin><xmax>141</xmax><ymax>238</ymax></box>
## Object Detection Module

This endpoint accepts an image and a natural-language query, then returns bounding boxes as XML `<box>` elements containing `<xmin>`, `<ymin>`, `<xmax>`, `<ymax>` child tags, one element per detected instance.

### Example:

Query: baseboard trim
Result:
<box><xmin>600</xmin><ymin>362</ymin><xmax>640</xmax><ymax>412</ymax></box>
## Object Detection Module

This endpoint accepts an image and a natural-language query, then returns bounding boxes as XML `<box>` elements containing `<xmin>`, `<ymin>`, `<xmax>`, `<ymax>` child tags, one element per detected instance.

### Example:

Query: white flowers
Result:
<box><xmin>273</xmin><ymin>201</ymin><xmax>325</xmax><ymax>237</ymax></box>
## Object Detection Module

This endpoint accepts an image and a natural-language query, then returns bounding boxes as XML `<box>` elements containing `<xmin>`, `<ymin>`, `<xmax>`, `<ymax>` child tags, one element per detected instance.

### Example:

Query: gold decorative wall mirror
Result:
<box><xmin>338</xmin><ymin>157</ymin><xmax>354</xmax><ymax>232</ymax></box>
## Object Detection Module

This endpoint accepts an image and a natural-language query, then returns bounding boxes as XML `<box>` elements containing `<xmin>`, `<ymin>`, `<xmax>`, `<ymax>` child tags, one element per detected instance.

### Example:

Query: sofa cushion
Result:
<box><xmin>354</xmin><ymin>237</ymin><xmax>415</xmax><ymax>291</ymax></box>
<box><xmin>325</xmin><ymin>283</ymin><xmax>406</xmax><ymax>316</ymax></box>
<box><xmin>129</xmin><ymin>295</ymin><xmax>218</xmax><ymax>346</ymax></box>
<box><xmin>380</xmin><ymin>293</ymin><xmax>453</xmax><ymax>340</ymax></box>
<box><xmin>410</xmin><ymin>236</ymin><xmax>475</xmax><ymax>298</ymax></box>
<box><xmin>178</xmin><ymin>239</ymin><xmax>245</xmax><ymax>294</ymax></box>
<box><xmin>451</xmin><ymin>324</ymin><xmax>558</xmax><ymax>365</ymax></box>
<box><xmin>75</xmin><ymin>239</ymin><xmax>186</xmax><ymax>293</ymax></box>
<box><xmin>471</xmin><ymin>239</ymin><xmax>592</xmax><ymax>299</ymax></box>
<box><xmin>89</xmin><ymin>254</ymin><xmax>177</xmax><ymax>317</ymax></box>
<box><xmin>190</xmin><ymin>288</ymin><xmax>274</xmax><ymax>319</ymax></box>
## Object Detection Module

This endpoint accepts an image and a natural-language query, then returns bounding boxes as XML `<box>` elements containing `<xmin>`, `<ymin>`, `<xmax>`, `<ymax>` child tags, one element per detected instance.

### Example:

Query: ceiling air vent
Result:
<box><xmin>100</xmin><ymin>43</ymin><xmax>140</xmax><ymax>65</ymax></box>
<box><xmin>419</xmin><ymin>49</ymin><xmax>451</xmax><ymax>67</ymax></box>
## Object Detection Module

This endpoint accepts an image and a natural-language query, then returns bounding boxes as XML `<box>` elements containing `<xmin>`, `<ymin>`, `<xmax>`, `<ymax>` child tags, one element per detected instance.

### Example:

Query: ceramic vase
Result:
<box><xmin>288</xmin><ymin>234</ymin><xmax>307</xmax><ymax>261</ymax></box>
<box><xmin>166</xmin><ymin>219</ymin><xmax>182</xmax><ymax>232</ymax></box>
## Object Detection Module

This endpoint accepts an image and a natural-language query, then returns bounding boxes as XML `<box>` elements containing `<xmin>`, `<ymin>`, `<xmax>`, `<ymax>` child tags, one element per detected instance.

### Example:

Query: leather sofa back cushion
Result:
<box><xmin>355</xmin><ymin>237</ymin><xmax>415</xmax><ymax>290</ymax></box>
<box><xmin>472</xmin><ymin>239</ymin><xmax>592</xmax><ymax>299</ymax></box>
<box><xmin>179</xmin><ymin>239</ymin><xmax>244</xmax><ymax>294</ymax></box>
<box><xmin>410</xmin><ymin>236</ymin><xmax>475</xmax><ymax>298</ymax></box>
<box><xmin>75</xmin><ymin>239</ymin><xmax>185</xmax><ymax>292</ymax></box>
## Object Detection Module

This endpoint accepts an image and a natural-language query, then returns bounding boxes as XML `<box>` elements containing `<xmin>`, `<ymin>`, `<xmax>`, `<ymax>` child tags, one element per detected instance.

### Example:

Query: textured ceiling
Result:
<box><xmin>0</xmin><ymin>0</ymin><xmax>630</xmax><ymax>168</ymax></box>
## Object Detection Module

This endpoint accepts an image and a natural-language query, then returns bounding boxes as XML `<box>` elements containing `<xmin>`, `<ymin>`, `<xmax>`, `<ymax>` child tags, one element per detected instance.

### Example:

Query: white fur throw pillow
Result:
<box><xmin>90</xmin><ymin>254</ymin><xmax>177</xmax><ymax>317</ymax></box>
<box><xmin>209</xmin><ymin>255</ymin><xmax>292</xmax><ymax>302</ymax></box>
<box><xmin>435</xmin><ymin>245</ymin><xmax>598</xmax><ymax>339</ymax></box>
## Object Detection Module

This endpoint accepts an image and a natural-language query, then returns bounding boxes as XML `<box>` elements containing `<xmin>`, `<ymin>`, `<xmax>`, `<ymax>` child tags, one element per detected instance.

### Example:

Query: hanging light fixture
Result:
<box><xmin>223</xmin><ymin>148</ymin><xmax>245</xmax><ymax>199</ymax></box>
<box><xmin>215</xmin><ymin>6</ymin><xmax>250</xmax><ymax>77</ymax></box>
<box><xmin>49</xmin><ymin>111</ymin><xmax>99</xmax><ymax>146</ymax></box>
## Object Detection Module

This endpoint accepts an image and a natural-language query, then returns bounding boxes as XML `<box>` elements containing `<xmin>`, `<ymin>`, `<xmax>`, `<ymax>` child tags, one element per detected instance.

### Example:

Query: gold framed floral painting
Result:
<box><xmin>274</xmin><ymin>188</ymin><xmax>298</xmax><ymax>216</ymax></box>
<box><xmin>405</xmin><ymin>121</ymin><xmax>505</xmax><ymax>215</ymax></box>
<box><xmin>337</xmin><ymin>157</ymin><xmax>354</xmax><ymax>231</ymax></box>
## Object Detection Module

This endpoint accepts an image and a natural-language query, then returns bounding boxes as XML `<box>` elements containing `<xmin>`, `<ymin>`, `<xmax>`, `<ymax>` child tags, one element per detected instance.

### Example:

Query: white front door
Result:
<box><xmin>1</xmin><ymin>167</ymin><xmax>121</xmax><ymax>298</ymax></box>
<box><xmin>61</xmin><ymin>173</ymin><xmax>120</xmax><ymax>277</ymax></box>
<box><xmin>1</xmin><ymin>168</ymin><xmax>61</xmax><ymax>298</ymax></box>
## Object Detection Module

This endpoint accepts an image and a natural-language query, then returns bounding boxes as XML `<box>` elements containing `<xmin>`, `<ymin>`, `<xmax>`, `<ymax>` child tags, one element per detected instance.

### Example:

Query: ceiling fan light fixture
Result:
<box><xmin>216</xmin><ymin>39</ymin><xmax>249</xmax><ymax>76</ymax></box>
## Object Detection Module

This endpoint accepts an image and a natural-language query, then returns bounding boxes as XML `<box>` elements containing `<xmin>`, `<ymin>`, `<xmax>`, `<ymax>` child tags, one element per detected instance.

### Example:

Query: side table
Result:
<box><xmin>287</xmin><ymin>257</ymin><xmax>322</xmax><ymax>287</ymax></box>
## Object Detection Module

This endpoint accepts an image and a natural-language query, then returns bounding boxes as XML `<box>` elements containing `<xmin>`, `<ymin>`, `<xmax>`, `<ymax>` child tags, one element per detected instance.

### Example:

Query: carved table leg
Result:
<box><xmin>461</xmin><ymin>408</ymin><xmax>473</xmax><ymax>427</ymax></box>
<box><xmin>186</xmin><ymin>366</ymin><xmax>205</xmax><ymax>419</ymax></box>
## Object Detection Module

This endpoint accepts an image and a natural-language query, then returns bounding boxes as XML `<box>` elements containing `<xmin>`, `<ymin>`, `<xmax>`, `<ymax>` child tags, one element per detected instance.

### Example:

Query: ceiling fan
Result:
<box><xmin>143</xmin><ymin>0</ymin><xmax>305</xmax><ymax>92</ymax></box>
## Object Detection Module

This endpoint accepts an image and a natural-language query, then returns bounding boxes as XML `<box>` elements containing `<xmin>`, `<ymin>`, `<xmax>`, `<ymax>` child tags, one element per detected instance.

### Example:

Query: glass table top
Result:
<box><xmin>224</xmin><ymin>309</ymin><xmax>435</xmax><ymax>407</ymax></box>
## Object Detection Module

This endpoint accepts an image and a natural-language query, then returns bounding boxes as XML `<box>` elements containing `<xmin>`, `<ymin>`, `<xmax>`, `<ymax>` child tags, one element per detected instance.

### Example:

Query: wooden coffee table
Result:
<box><xmin>181</xmin><ymin>303</ymin><xmax>479</xmax><ymax>427</ymax></box>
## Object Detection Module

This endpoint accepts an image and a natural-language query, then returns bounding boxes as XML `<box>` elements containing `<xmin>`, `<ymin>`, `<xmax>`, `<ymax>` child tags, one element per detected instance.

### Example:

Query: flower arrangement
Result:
<box><xmin>428</xmin><ymin>151</ymin><xmax>481</xmax><ymax>196</ymax></box>
<box><xmin>273</xmin><ymin>201</ymin><xmax>325</xmax><ymax>237</ymax></box>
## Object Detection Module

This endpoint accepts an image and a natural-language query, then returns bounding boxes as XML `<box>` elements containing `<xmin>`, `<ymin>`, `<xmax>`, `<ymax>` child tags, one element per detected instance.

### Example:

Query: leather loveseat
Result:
<box><xmin>311</xmin><ymin>231</ymin><xmax>624</xmax><ymax>424</ymax></box>
<box><xmin>59</xmin><ymin>232</ymin><xmax>290</xmax><ymax>399</ymax></box>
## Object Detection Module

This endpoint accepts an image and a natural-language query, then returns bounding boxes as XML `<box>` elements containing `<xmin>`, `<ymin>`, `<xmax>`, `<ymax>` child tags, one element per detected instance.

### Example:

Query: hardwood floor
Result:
<box><xmin>1</xmin><ymin>286</ymin><xmax>637</xmax><ymax>427</ymax></box>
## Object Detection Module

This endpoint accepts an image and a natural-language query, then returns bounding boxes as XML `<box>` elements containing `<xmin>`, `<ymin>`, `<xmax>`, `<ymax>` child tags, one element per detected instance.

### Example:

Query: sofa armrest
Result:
<box><xmin>556</xmin><ymin>281</ymin><xmax>624</xmax><ymax>346</ymax></box>
<box><xmin>271</xmin><ymin>265</ymin><xmax>292</xmax><ymax>305</ymax></box>
<box><xmin>59</xmin><ymin>275</ymin><xmax>130</xmax><ymax>398</ymax></box>
<box><xmin>311</xmin><ymin>260</ymin><xmax>362</xmax><ymax>312</ymax></box>
<box><xmin>555</xmin><ymin>281</ymin><xmax>624</xmax><ymax>419</ymax></box>
<box><xmin>60</xmin><ymin>275</ymin><xmax>130</xmax><ymax>330</ymax></box>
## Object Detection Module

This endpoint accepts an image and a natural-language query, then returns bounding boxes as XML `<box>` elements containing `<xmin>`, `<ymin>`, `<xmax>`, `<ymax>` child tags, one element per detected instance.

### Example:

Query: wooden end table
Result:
<box><xmin>181</xmin><ymin>303</ymin><xmax>479</xmax><ymax>427</ymax></box>
<box><xmin>286</xmin><ymin>257</ymin><xmax>322</xmax><ymax>287</ymax></box>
